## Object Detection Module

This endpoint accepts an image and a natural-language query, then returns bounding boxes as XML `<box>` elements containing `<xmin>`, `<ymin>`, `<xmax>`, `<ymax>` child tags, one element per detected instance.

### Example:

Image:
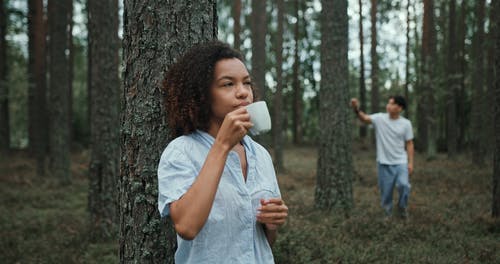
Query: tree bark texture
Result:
<box><xmin>48</xmin><ymin>0</ymin><xmax>72</xmax><ymax>184</ymax></box>
<box><xmin>120</xmin><ymin>1</ymin><xmax>217</xmax><ymax>262</ymax></box>
<box><xmin>0</xmin><ymin>0</ymin><xmax>9</xmax><ymax>153</ymax></box>
<box><xmin>316</xmin><ymin>0</ymin><xmax>353</xmax><ymax>213</ymax></box>
<box><xmin>88</xmin><ymin>0</ymin><xmax>120</xmax><ymax>241</ymax></box>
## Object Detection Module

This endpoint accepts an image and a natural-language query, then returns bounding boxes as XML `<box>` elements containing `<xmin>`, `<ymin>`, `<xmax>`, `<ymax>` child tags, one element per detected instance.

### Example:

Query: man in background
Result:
<box><xmin>350</xmin><ymin>95</ymin><xmax>414</xmax><ymax>220</ymax></box>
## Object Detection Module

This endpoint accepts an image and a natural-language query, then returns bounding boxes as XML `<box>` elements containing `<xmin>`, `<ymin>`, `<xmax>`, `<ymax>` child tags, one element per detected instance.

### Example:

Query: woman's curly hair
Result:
<box><xmin>162</xmin><ymin>40</ymin><xmax>258</xmax><ymax>137</ymax></box>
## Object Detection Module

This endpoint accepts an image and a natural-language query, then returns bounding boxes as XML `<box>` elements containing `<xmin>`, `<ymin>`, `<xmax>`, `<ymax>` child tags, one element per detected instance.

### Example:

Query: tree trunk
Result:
<box><xmin>370</xmin><ymin>0</ymin><xmax>379</xmax><ymax>113</ymax></box>
<box><xmin>48</xmin><ymin>0</ymin><xmax>72</xmax><ymax>184</ymax></box>
<box><xmin>457</xmin><ymin>0</ymin><xmax>467</xmax><ymax>152</ymax></box>
<box><xmin>28</xmin><ymin>0</ymin><xmax>47</xmax><ymax>176</ymax></box>
<box><xmin>421</xmin><ymin>0</ymin><xmax>437</xmax><ymax>159</ymax></box>
<box><xmin>273</xmin><ymin>0</ymin><xmax>284</xmax><ymax>173</ymax></box>
<box><xmin>359</xmin><ymin>0</ymin><xmax>367</xmax><ymax>138</ymax></box>
<box><xmin>470</xmin><ymin>0</ymin><xmax>486</xmax><ymax>165</ymax></box>
<box><xmin>251</xmin><ymin>0</ymin><xmax>267</xmax><ymax>100</ymax></box>
<box><xmin>485</xmin><ymin>3</ymin><xmax>496</xmax><ymax>159</ymax></box>
<box><xmin>492</xmin><ymin>0</ymin><xmax>500</xmax><ymax>218</ymax></box>
<box><xmin>412</xmin><ymin>0</ymin><xmax>422</xmax><ymax>151</ymax></box>
<box><xmin>0</xmin><ymin>0</ymin><xmax>9</xmax><ymax>153</ymax></box>
<box><xmin>120</xmin><ymin>1</ymin><xmax>217</xmax><ymax>262</ymax></box>
<box><xmin>67</xmin><ymin>2</ymin><xmax>74</xmax><ymax>144</ymax></box>
<box><xmin>88</xmin><ymin>0</ymin><xmax>119</xmax><ymax>242</ymax></box>
<box><xmin>251</xmin><ymin>0</ymin><xmax>269</xmax><ymax>146</ymax></box>
<box><xmin>316</xmin><ymin>0</ymin><xmax>353</xmax><ymax>213</ymax></box>
<box><xmin>404</xmin><ymin>0</ymin><xmax>411</xmax><ymax>119</ymax></box>
<box><xmin>232</xmin><ymin>0</ymin><xmax>241</xmax><ymax>51</ymax></box>
<box><xmin>446</xmin><ymin>0</ymin><xmax>458</xmax><ymax>158</ymax></box>
<box><xmin>292</xmin><ymin>0</ymin><xmax>303</xmax><ymax>145</ymax></box>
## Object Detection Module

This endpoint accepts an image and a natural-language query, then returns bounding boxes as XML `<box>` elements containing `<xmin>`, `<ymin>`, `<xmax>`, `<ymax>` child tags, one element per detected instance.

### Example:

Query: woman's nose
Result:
<box><xmin>235</xmin><ymin>83</ymin><xmax>249</xmax><ymax>98</ymax></box>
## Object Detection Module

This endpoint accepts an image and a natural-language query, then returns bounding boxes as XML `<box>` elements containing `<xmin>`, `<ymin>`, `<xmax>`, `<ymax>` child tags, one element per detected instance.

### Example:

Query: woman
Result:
<box><xmin>157</xmin><ymin>40</ymin><xmax>288</xmax><ymax>263</ymax></box>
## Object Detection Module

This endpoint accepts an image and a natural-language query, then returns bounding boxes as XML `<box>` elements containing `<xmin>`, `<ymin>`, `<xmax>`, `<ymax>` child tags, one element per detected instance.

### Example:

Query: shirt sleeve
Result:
<box><xmin>157</xmin><ymin>145</ymin><xmax>197</xmax><ymax>218</ymax></box>
<box><xmin>262</xmin><ymin>148</ymin><xmax>281</xmax><ymax>197</ymax></box>
<box><xmin>369</xmin><ymin>113</ymin><xmax>382</xmax><ymax>127</ymax></box>
<box><xmin>405</xmin><ymin>120</ymin><xmax>414</xmax><ymax>141</ymax></box>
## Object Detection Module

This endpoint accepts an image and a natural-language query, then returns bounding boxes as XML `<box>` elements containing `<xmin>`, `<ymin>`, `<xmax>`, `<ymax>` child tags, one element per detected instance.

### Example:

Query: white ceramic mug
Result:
<box><xmin>246</xmin><ymin>101</ymin><xmax>272</xmax><ymax>135</ymax></box>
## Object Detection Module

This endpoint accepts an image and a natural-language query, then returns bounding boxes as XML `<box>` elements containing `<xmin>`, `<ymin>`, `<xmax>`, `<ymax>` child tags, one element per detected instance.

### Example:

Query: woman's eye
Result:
<box><xmin>222</xmin><ymin>82</ymin><xmax>233</xmax><ymax>87</ymax></box>
<box><xmin>244</xmin><ymin>81</ymin><xmax>252</xmax><ymax>86</ymax></box>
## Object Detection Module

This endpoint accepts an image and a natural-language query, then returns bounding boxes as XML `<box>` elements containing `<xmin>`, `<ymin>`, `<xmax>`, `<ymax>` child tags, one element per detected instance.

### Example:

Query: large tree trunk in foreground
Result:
<box><xmin>120</xmin><ymin>1</ymin><xmax>217</xmax><ymax>262</ymax></box>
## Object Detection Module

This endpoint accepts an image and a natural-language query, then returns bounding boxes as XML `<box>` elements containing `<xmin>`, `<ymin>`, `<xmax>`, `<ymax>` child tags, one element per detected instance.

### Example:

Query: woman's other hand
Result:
<box><xmin>256</xmin><ymin>198</ymin><xmax>288</xmax><ymax>231</ymax></box>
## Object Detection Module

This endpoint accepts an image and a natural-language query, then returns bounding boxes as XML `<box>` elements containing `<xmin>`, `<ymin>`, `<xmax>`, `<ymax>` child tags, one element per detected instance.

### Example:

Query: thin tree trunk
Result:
<box><xmin>0</xmin><ymin>0</ymin><xmax>9</xmax><ymax>153</ymax></box>
<box><xmin>437</xmin><ymin>1</ymin><xmax>447</xmax><ymax>146</ymax></box>
<box><xmin>88</xmin><ymin>0</ymin><xmax>119</xmax><ymax>241</ymax></box>
<box><xmin>292</xmin><ymin>0</ymin><xmax>303</xmax><ymax>145</ymax></box>
<box><xmin>470</xmin><ymin>0</ymin><xmax>486</xmax><ymax>165</ymax></box>
<box><xmin>232</xmin><ymin>0</ymin><xmax>241</xmax><ymax>51</ymax></box>
<box><xmin>446</xmin><ymin>0</ymin><xmax>458</xmax><ymax>158</ymax></box>
<box><xmin>457</xmin><ymin>0</ymin><xmax>467</xmax><ymax>152</ymax></box>
<box><xmin>370</xmin><ymin>0</ymin><xmax>379</xmax><ymax>113</ymax></box>
<box><xmin>421</xmin><ymin>0</ymin><xmax>437</xmax><ymax>159</ymax></box>
<box><xmin>48</xmin><ymin>0</ymin><xmax>72</xmax><ymax>184</ymax></box>
<box><xmin>120</xmin><ymin>1</ymin><xmax>217</xmax><ymax>262</ymax></box>
<box><xmin>485</xmin><ymin>3</ymin><xmax>496</xmax><ymax>158</ymax></box>
<box><xmin>273</xmin><ymin>0</ymin><xmax>285</xmax><ymax>172</ymax></box>
<box><xmin>359</xmin><ymin>0</ymin><xmax>367</xmax><ymax>138</ymax></box>
<box><xmin>251</xmin><ymin>0</ymin><xmax>267</xmax><ymax>100</ymax></box>
<box><xmin>28</xmin><ymin>0</ymin><xmax>47</xmax><ymax>176</ymax></box>
<box><xmin>316</xmin><ymin>0</ymin><xmax>353</xmax><ymax>213</ymax></box>
<box><xmin>251</xmin><ymin>0</ymin><xmax>269</xmax><ymax>146</ymax></box>
<box><xmin>404</xmin><ymin>0</ymin><xmax>410</xmax><ymax>119</ymax></box>
<box><xmin>67</xmin><ymin>2</ymin><xmax>74</xmax><ymax>144</ymax></box>
<box><xmin>412</xmin><ymin>0</ymin><xmax>421</xmax><ymax>151</ymax></box>
<box><xmin>492</xmin><ymin>0</ymin><xmax>500</xmax><ymax>218</ymax></box>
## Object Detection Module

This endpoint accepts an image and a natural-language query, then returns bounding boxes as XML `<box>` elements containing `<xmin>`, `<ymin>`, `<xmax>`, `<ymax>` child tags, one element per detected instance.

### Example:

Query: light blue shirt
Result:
<box><xmin>157</xmin><ymin>130</ymin><xmax>280</xmax><ymax>263</ymax></box>
<box><xmin>370</xmin><ymin>113</ymin><xmax>414</xmax><ymax>165</ymax></box>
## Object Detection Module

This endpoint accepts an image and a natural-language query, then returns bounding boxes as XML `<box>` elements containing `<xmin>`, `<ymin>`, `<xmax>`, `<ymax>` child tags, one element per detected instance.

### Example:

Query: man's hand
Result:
<box><xmin>350</xmin><ymin>98</ymin><xmax>359</xmax><ymax>110</ymax></box>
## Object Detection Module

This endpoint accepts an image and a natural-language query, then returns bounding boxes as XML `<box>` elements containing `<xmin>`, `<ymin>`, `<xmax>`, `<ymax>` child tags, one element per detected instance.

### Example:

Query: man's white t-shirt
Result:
<box><xmin>369</xmin><ymin>113</ymin><xmax>414</xmax><ymax>165</ymax></box>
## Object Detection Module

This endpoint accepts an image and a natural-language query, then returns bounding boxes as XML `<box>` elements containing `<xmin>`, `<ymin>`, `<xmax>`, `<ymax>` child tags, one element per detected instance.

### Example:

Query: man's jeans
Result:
<box><xmin>377</xmin><ymin>163</ymin><xmax>411</xmax><ymax>216</ymax></box>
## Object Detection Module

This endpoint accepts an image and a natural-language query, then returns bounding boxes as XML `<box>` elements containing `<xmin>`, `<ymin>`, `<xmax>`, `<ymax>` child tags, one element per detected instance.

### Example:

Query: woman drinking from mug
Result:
<box><xmin>157</xmin><ymin>40</ymin><xmax>288</xmax><ymax>263</ymax></box>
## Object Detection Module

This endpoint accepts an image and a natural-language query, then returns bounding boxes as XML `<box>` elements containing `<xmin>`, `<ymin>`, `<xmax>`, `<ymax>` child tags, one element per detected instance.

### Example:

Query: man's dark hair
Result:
<box><xmin>390</xmin><ymin>95</ymin><xmax>407</xmax><ymax>110</ymax></box>
<box><xmin>162</xmin><ymin>40</ymin><xmax>258</xmax><ymax>137</ymax></box>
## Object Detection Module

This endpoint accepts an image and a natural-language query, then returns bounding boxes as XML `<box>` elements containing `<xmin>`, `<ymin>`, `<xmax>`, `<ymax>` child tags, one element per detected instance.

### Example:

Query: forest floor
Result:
<box><xmin>1</xmin><ymin>143</ymin><xmax>499</xmax><ymax>263</ymax></box>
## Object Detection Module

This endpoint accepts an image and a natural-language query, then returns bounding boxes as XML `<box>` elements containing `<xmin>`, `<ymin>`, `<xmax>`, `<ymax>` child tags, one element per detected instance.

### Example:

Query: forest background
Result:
<box><xmin>1</xmin><ymin>0</ymin><xmax>499</xmax><ymax>263</ymax></box>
